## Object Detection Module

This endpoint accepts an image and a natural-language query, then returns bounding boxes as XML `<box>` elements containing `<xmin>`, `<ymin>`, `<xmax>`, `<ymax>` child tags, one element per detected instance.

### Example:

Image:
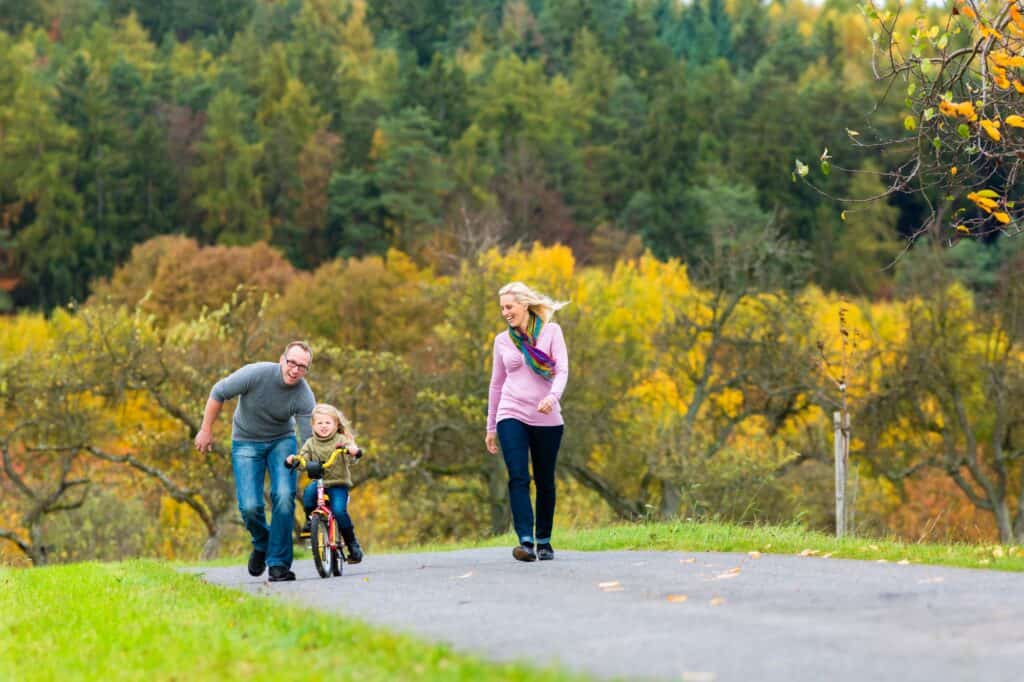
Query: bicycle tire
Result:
<box><xmin>311</xmin><ymin>514</ymin><xmax>331</xmax><ymax>578</ymax></box>
<box><xmin>329</xmin><ymin>518</ymin><xmax>343</xmax><ymax>577</ymax></box>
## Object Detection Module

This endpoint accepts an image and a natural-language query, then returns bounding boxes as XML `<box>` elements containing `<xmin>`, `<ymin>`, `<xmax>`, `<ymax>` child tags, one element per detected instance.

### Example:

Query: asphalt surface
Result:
<box><xmin>195</xmin><ymin>547</ymin><xmax>1023</xmax><ymax>681</ymax></box>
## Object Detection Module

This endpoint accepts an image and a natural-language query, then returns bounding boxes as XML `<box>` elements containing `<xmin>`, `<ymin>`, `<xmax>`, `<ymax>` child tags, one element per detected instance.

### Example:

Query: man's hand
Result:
<box><xmin>194</xmin><ymin>429</ymin><xmax>214</xmax><ymax>453</ymax></box>
<box><xmin>485</xmin><ymin>432</ymin><xmax>498</xmax><ymax>454</ymax></box>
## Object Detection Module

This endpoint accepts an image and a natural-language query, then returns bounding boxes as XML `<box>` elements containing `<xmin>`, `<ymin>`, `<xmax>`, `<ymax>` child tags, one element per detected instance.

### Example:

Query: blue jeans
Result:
<box><xmin>497</xmin><ymin>419</ymin><xmax>564</xmax><ymax>545</ymax></box>
<box><xmin>301</xmin><ymin>482</ymin><xmax>353</xmax><ymax>530</ymax></box>
<box><xmin>231</xmin><ymin>437</ymin><xmax>297</xmax><ymax>569</ymax></box>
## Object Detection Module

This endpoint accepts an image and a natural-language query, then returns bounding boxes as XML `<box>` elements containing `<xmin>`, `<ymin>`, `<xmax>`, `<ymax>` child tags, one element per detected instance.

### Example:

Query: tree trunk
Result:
<box><xmin>561</xmin><ymin>460</ymin><xmax>646</xmax><ymax>519</ymax></box>
<box><xmin>994</xmin><ymin>501</ymin><xmax>1014</xmax><ymax>545</ymax></box>
<box><xmin>659</xmin><ymin>478</ymin><xmax>681</xmax><ymax>519</ymax></box>
<box><xmin>28</xmin><ymin>524</ymin><xmax>48</xmax><ymax>566</ymax></box>
<box><xmin>486</xmin><ymin>455</ymin><xmax>511</xmax><ymax>536</ymax></box>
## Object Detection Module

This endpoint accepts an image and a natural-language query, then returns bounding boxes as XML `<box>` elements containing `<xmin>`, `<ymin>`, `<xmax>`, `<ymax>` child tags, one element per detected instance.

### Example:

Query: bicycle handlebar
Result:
<box><xmin>285</xmin><ymin>447</ymin><xmax>363</xmax><ymax>478</ymax></box>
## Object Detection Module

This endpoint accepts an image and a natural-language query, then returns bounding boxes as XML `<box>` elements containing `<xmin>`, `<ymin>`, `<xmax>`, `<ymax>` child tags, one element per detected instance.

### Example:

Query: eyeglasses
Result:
<box><xmin>285</xmin><ymin>359</ymin><xmax>309</xmax><ymax>373</ymax></box>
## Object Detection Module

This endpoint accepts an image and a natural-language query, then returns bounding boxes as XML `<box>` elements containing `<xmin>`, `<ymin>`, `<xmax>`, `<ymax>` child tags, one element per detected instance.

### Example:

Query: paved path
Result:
<box><xmin>196</xmin><ymin>548</ymin><xmax>1023</xmax><ymax>681</ymax></box>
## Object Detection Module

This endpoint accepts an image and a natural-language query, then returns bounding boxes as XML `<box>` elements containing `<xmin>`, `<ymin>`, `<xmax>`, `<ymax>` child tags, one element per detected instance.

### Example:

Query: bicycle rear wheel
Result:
<box><xmin>311</xmin><ymin>514</ymin><xmax>331</xmax><ymax>578</ymax></box>
<box><xmin>329</xmin><ymin>519</ymin><xmax>343</xmax><ymax>577</ymax></box>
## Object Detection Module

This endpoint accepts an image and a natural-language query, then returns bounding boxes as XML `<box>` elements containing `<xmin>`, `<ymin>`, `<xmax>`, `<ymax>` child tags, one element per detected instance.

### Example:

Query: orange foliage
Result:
<box><xmin>886</xmin><ymin>471</ymin><xmax>999</xmax><ymax>543</ymax></box>
<box><xmin>91</xmin><ymin>236</ymin><xmax>297</xmax><ymax>320</ymax></box>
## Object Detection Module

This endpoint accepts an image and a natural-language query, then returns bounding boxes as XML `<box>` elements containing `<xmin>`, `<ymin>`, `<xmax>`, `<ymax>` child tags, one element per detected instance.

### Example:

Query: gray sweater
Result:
<box><xmin>210</xmin><ymin>362</ymin><xmax>315</xmax><ymax>443</ymax></box>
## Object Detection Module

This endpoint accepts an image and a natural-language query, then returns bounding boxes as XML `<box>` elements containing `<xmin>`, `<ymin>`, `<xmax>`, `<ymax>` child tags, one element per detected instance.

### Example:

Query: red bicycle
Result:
<box><xmin>286</xmin><ymin>448</ymin><xmax>358</xmax><ymax>578</ymax></box>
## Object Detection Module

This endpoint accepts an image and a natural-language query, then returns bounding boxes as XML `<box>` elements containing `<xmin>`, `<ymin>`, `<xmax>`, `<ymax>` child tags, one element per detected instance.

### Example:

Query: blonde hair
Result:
<box><xmin>310</xmin><ymin>403</ymin><xmax>353</xmax><ymax>437</ymax></box>
<box><xmin>498</xmin><ymin>281</ymin><xmax>569</xmax><ymax>323</ymax></box>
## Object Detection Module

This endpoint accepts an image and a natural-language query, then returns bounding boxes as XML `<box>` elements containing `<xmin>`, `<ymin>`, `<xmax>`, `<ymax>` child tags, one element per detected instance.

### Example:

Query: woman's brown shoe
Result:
<box><xmin>513</xmin><ymin>544</ymin><xmax>537</xmax><ymax>562</ymax></box>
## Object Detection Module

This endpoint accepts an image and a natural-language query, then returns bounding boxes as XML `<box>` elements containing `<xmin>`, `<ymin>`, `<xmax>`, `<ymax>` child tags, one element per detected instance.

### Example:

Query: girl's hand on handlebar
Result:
<box><xmin>284</xmin><ymin>455</ymin><xmax>298</xmax><ymax>469</ymax></box>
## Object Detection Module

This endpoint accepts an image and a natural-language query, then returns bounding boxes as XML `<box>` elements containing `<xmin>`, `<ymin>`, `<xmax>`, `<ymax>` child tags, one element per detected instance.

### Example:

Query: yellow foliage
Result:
<box><xmin>0</xmin><ymin>311</ymin><xmax>53</xmax><ymax>356</ymax></box>
<box><xmin>980</xmin><ymin>119</ymin><xmax>1002</xmax><ymax>140</ymax></box>
<box><xmin>967</xmin><ymin>191</ymin><xmax>999</xmax><ymax>211</ymax></box>
<box><xmin>939</xmin><ymin>99</ymin><xmax>978</xmax><ymax>121</ymax></box>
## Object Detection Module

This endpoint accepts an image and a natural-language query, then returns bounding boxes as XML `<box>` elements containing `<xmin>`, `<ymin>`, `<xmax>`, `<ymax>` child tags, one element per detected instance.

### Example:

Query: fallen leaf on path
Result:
<box><xmin>799</xmin><ymin>549</ymin><xmax>819</xmax><ymax>557</ymax></box>
<box><xmin>598</xmin><ymin>580</ymin><xmax>620</xmax><ymax>588</ymax></box>
<box><xmin>453</xmin><ymin>571</ymin><xmax>475</xmax><ymax>579</ymax></box>
<box><xmin>748</xmin><ymin>551</ymin><xmax>762</xmax><ymax>559</ymax></box>
<box><xmin>897</xmin><ymin>559</ymin><xmax>910</xmax><ymax>565</ymax></box>
<box><xmin>714</xmin><ymin>567</ymin><xmax>742</xmax><ymax>580</ymax></box>
<box><xmin>821</xmin><ymin>553</ymin><xmax>833</xmax><ymax>559</ymax></box>
<box><xmin>709</xmin><ymin>597</ymin><xmax>726</xmax><ymax>606</ymax></box>
<box><xmin>666</xmin><ymin>594</ymin><xmax>689</xmax><ymax>603</ymax></box>
<box><xmin>681</xmin><ymin>672</ymin><xmax>715</xmax><ymax>681</ymax></box>
<box><xmin>680</xmin><ymin>557</ymin><xmax>696</xmax><ymax>564</ymax></box>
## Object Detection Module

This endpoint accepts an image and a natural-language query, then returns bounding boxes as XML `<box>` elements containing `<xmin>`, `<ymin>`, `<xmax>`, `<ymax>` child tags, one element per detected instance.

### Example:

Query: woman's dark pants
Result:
<box><xmin>496</xmin><ymin>418</ymin><xmax>564</xmax><ymax>545</ymax></box>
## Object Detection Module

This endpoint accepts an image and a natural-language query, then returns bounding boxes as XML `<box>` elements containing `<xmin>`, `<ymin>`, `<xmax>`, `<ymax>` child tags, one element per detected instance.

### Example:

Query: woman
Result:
<box><xmin>485</xmin><ymin>281</ymin><xmax>569</xmax><ymax>562</ymax></box>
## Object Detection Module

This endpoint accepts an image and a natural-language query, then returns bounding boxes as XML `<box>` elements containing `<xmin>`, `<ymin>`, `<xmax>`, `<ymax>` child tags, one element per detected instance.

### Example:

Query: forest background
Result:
<box><xmin>3</xmin><ymin>0</ymin><xmax>1024</xmax><ymax>567</ymax></box>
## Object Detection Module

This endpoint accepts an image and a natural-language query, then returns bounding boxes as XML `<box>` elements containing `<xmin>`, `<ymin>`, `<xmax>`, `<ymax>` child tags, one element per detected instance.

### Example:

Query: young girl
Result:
<box><xmin>286</xmin><ymin>403</ymin><xmax>364</xmax><ymax>563</ymax></box>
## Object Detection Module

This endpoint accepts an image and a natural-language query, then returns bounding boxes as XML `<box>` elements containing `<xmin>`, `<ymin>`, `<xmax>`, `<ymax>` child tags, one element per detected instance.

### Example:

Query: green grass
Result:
<box><xmin>396</xmin><ymin>519</ymin><xmax>1024</xmax><ymax>572</ymax></box>
<box><xmin>0</xmin><ymin>560</ymin><xmax>588</xmax><ymax>682</ymax></box>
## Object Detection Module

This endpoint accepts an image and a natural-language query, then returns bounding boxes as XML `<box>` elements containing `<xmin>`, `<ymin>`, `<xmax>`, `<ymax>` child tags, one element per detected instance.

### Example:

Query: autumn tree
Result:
<box><xmin>815</xmin><ymin>0</ymin><xmax>1024</xmax><ymax>243</ymax></box>
<box><xmin>861</xmin><ymin>253</ymin><xmax>1024</xmax><ymax>543</ymax></box>
<box><xmin>90</xmin><ymin>235</ymin><xmax>296</xmax><ymax>322</ymax></box>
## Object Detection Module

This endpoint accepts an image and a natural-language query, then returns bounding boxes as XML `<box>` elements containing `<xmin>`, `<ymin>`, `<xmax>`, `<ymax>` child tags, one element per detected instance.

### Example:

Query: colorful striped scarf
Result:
<box><xmin>509</xmin><ymin>313</ymin><xmax>556</xmax><ymax>380</ymax></box>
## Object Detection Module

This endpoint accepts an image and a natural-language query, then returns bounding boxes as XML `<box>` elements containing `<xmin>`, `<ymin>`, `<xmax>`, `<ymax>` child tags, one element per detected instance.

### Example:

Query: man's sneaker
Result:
<box><xmin>268</xmin><ymin>565</ymin><xmax>296</xmax><ymax>582</ymax></box>
<box><xmin>513</xmin><ymin>543</ymin><xmax>537</xmax><ymax>562</ymax></box>
<box><xmin>247</xmin><ymin>549</ymin><xmax>266</xmax><ymax>576</ymax></box>
<box><xmin>299</xmin><ymin>517</ymin><xmax>311</xmax><ymax>539</ymax></box>
<box><xmin>537</xmin><ymin>543</ymin><xmax>554</xmax><ymax>561</ymax></box>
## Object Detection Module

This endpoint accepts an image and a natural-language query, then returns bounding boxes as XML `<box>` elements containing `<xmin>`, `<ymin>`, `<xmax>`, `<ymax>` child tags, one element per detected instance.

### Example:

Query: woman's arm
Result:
<box><xmin>548</xmin><ymin>323</ymin><xmax>569</xmax><ymax>401</ymax></box>
<box><xmin>486</xmin><ymin>335</ymin><xmax>507</xmax><ymax>433</ymax></box>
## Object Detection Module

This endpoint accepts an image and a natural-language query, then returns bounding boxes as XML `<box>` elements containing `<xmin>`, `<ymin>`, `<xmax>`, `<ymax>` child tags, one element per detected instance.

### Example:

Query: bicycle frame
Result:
<box><xmin>312</xmin><ymin>478</ymin><xmax>340</xmax><ymax>555</ymax></box>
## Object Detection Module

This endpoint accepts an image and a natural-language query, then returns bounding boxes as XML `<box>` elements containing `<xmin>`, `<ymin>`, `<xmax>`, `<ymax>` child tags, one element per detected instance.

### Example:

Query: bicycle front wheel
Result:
<box><xmin>311</xmin><ymin>514</ymin><xmax>331</xmax><ymax>578</ymax></box>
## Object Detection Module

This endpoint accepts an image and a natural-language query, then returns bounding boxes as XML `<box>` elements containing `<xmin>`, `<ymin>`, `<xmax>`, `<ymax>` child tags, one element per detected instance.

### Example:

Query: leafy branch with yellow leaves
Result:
<box><xmin>801</xmin><ymin>0</ymin><xmax>1024</xmax><ymax>243</ymax></box>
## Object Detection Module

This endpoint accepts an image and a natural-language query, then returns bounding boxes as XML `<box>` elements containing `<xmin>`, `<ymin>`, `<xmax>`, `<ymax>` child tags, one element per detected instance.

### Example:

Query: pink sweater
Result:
<box><xmin>487</xmin><ymin>322</ymin><xmax>569</xmax><ymax>432</ymax></box>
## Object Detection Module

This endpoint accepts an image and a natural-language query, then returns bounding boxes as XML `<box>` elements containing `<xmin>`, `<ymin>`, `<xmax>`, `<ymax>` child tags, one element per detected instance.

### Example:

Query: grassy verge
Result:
<box><xmin>396</xmin><ymin>520</ymin><xmax>1024</xmax><ymax>572</ymax></box>
<box><xmin>0</xmin><ymin>560</ymin><xmax>587</xmax><ymax>682</ymax></box>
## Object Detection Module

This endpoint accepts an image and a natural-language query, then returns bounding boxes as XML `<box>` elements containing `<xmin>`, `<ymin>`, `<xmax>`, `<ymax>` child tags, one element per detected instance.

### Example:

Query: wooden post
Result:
<box><xmin>833</xmin><ymin>410</ymin><xmax>849</xmax><ymax>538</ymax></box>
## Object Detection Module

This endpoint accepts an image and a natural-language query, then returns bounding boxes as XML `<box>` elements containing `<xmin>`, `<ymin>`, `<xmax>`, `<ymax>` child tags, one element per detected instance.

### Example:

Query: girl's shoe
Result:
<box><xmin>340</xmin><ymin>526</ymin><xmax>363</xmax><ymax>563</ymax></box>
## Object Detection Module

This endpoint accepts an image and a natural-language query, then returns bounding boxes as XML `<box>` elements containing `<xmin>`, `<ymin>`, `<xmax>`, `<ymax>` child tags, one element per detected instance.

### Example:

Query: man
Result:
<box><xmin>194</xmin><ymin>341</ymin><xmax>316</xmax><ymax>582</ymax></box>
